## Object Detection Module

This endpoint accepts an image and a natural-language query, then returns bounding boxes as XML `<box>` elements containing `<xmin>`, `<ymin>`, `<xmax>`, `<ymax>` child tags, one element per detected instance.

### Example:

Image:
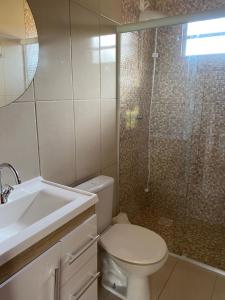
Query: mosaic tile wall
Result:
<box><xmin>24</xmin><ymin>0</ymin><xmax>37</xmax><ymax>38</ymax></box>
<box><xmin>154</xmin><ymin>0</ymin><xmax>225</xmax><ymax>17</ymax></box>
<box><xmin>121</xmin><ymin>0</ymin><xmax>225</xmax><ymax>23</ymax></box>
<box><xmin>120</xmin><ymin>1</ymin><xmax>225</xmax><ymax>270</ymax></box>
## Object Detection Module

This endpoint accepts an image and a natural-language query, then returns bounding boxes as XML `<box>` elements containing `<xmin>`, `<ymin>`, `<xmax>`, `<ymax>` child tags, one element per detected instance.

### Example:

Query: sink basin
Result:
<box><xmin>0</xmin><ymin>190</ymin><xmax>71</xmax><ymax>243</ymax></box>
<box><xmin>0</xmin><ymin>177</ymin><xmax>98</xmax><ymax>266</ymax></box>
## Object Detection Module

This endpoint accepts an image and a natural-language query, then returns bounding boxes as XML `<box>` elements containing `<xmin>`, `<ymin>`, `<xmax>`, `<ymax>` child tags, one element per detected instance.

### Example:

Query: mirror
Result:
<box><xmin>0</xmin><ymin>0</ymin><xmax>39</xmax><ymax>107</ymax></box>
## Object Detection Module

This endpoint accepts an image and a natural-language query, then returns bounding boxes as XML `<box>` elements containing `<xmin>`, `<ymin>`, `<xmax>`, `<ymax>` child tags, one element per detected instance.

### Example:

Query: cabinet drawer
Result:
<box><xmin>60</xmin><ymin>255</ymin><xmax>98</xmax><ymax>300</ymax></box>
<box><xmin>60</xmin><ymin>214</ymin><xmax>98</xmax><ymax>285</ymax></box>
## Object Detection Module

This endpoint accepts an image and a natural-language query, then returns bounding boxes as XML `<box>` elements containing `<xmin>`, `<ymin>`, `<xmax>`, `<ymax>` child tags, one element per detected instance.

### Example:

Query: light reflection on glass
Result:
<box><xmin>187</xmin><ymin>17</ymin><xmax>225</xmax><ymax>36</ymax></box>
<box><xmin>186</xmin><ymin>18</ymin><xmax>225</xmax><ymax>56</ymax></box>
<box><xmin>91</xmin><ymin>34</ymin><xmax>116</xmax><ymax>64</ymax></box>
<box><xmin>186</xmin><ymin>35</ymin><xmax>225</xmax><ymax>56</ymax></box>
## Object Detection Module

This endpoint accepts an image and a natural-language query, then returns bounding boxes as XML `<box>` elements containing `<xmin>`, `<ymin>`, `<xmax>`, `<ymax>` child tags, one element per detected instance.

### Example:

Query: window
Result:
<box><xmin>185</xmin><ymin>17</ymin><xmax>225</xmax><ymax>56</ymax></box>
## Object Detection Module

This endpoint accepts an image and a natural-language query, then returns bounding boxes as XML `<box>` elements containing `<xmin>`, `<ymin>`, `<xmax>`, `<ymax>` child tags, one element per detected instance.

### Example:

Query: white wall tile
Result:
<box><xmin>100</xmin><ymin>0</ymin><xmax>122</xmax><ymax>24</ymax></box>
<box><xmin>75</xmin><ymin>100</ymin><xmax>101</xmax><ymax>180</ymax></box>
<box><xmin>102</xmin><ymin>163</ymin><xmax>118</xmax><ymax>215</ymax></box>
<box><xmin>0</xmin><ymin>102</ymin><xmax>39</xmax><ymax>182</ymax></box>
<box><xmin>71</xmin><ymin>2</ymin><xmax>101</xmax><ymax>100</ymax></box>
<box><xmin>101</xmin><ymin>99</ymin><xmax>117</xmax><ymax>169</ymax></box>
<box><xmin>36</xmin><ymin>101</ymin><xmax>76</xmax><ymax>185</ymax></box>
<box><xmin>29</xmin><ymin>0</ymin><xmax>73</xmax><ymax>100</ymax></box>
<box><xmin>100</xmin><ymin>17</ymin><xmax>117</xmax><ymax>99</ymax></box>
<box><xmin>16</xmin><ymin>82</ymin><xmax>35</xmax><ymax>102</ymax></box>
<box><xmin>73</xmin><ymin>0</ymin><xmax>100</xmax><ymax>13</ymax></box>
<box><xmin>0</xmin><ymin>0</ymin><xmax>118</xmax><ymax>213</ymax></box>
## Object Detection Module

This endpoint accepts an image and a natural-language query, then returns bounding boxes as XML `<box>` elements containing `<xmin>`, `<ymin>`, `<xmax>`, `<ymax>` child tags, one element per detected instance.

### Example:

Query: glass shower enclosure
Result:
<box><xmin>118</xmin><ymin>14</ymin><xmax>225</xmax><ymax>271</ymax></box>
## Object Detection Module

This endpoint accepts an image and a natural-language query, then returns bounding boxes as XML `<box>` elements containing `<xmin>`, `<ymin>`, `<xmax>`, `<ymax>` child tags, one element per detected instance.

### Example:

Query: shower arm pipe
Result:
<box><xmin>139</xmin><ymin>0</ymin><xmax>150</xmax><ymax>12</ymax></box>
<box><xmin>117</xmin><ymin>8</ymin><xmax>225</xmax><ymax>33</ymax></box>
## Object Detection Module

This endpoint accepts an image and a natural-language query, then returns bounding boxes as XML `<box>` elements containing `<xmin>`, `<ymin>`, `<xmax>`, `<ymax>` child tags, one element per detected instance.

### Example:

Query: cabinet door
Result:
<box><xmin>0</xmin><ymin>243</ymin><xmax>61</xmax><ymax>300</ymax></box>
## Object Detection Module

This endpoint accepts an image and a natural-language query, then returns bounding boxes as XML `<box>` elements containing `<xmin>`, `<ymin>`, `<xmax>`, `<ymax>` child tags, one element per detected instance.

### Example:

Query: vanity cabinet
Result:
<box><xmin>60</xmin><ymin>214</ymin><xmax>99</xmax><ymax>300</ymax></box>
<box><xmin>0</xmin><ymin>213</ymin><xmax>98</xmax><ymax>300</ymax></box>
<box><xmin>0</xmin><ymin>243</ymin><xmax>61</xmax><ymax>300</ymax></box>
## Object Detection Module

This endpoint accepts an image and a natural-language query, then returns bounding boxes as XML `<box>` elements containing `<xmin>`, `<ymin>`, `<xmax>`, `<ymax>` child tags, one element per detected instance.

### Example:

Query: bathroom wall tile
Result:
<box><xmin>75</xmin><ymin>100</ymin><xmax>101</xmax><ymax>180</ymax></box>
<box><xmin>154</xmin><ymin>0</ymin><xmax>225</xmax><ymax>17</ymax></box>
<box><xmin>159</xmin><ymin>260</ymin><xmax>217</xmax><ymax>300</ymax></box>
<box><xmin>71</xmin><ymin>2</ymin><xmax>101</xmax><ymax>100</ymax></box>
<box><xmin>72</xmin><ymin>0</ymin><xmax>100</xmax><ymax>13</ymax></box>
<box><xmin>100</xmin><ymin>0</ymin><xmax>122</xmax><ymax>24</ymax></box>
<box><xmin>187</xmin><ymin>184</ymin><xmax>225</xmax><ymax>225</ymax></box>
<box><xmin>150</xmin><ymin>103</ymin><xmax>186</xmax><ymax>139</ymax></box>
<box><xmin>0</xmin><ymin>102</ymin><xmax>39</xmax><ymax>182</ymax></box>
<box><xmin>102</xmin><ymin>164</ymin><xmax>118</xmax><ymax>216</ymax></box>
<box><xmin>100</xmin><ymin>17</ymin><xmax>117</xmax><ymax>99</ymax></box>
<box><xmin>212</xmin><ymin>276</ymin><xmax>225</xmax><ymax>300</ymax></box>
<box><xmin>101</xmin><ymin>99</ymin><xmax>117</xmax><ymax>169</ymax></box>
<box><xmin>182</xmin><ymin>219</ymin><xmax>225</xmax><ymax>270</ymax></box>
<box><xmin>29</xmin><ymin>0</ymin><xmax>73</xmax><ymax>100</ymax></box>
<box><xmin>121</xmin><ymin>0</ymin><xmax>140</xmax><ymax>24</ymax></box>
<box><xmin>36</xmin><ymin>101</ymin><xmax>76</xmax><ymax>185</ymax></box>
<box><xmin>16</xmin><ymin>82</ymin><xmax>35</xmax><ymax>102</ymax></box>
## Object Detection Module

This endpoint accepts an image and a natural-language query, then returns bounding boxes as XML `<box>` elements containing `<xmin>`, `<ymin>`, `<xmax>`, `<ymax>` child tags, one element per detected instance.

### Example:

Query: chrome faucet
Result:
<box><xmin>0</xmin><ymin>163</ymin><xmax>21</xmax><ymax>204</ymax></box>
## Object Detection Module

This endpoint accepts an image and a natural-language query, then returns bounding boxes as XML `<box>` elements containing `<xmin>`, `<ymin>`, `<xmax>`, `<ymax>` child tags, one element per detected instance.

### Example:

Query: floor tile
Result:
<box><xmin>212</xmin><ymin>276</ymin><xmax>225</xmax><ymax>300</ymax></box>
<box><xmin>159</xmin><ymin>260</ymin><xmax>217</xmax><ymax>300</ymax></box>
<box><xmin>150</xmin><ymin>255</ymin><xmax>178</xmax><ymax>300</ymax></box>
<box><xmin>99</xmin><ymin>286</ymin><xmax>120</xmax><ymax>300</ymax></box>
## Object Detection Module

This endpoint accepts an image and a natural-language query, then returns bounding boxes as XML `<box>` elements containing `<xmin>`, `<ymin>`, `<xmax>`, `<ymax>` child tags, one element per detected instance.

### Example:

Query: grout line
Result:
<box><xmin>210</xmin><ymin>275</ymin><xmax>218</xmax><ymax>300</ymax></box>
<box><xmin>71</xmin><ymin>0</ymin><xmax>100</xmax><ymax>17</ymax></box>
<box><xmin>157</xmin><ymin>258</ymin><xmax>179</xmax><ymax>300</ymax></box>
<box><xmin>34</xmin><ymin>101</ymin><xmax>42</xmax><ymax>178</ymax></box>
<box><xmin>69</xmin><ymin>0</ymin><xmax>77</xmax><ymax>182</ymax></box>
<box><xmin>116</xmin><ymin>32</ymin><xmax>121</xmax><ymax>213</ymax></box>
<box><xmin>99</xmin><ymin>17</ymin><xmax>103</xmax><ymax>173</ymax></box>
<box><xmin>32</xmin><ymin>29</ymin><xmax>42</xmax><ymax>177</ymax></box>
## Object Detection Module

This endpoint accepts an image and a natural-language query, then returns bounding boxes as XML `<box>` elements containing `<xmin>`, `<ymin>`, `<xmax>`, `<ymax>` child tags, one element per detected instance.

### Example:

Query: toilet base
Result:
<box><xmin>101</xmin><ymin>247</ymin><xmax>168</xmax><ymax>300</ymax></box>
<box><xmin>127</xmin><ymin>276</ymin><xmax>150</xmax><ymax>300</ymax></box>
<box><xmin>102</xmin><ymin>276</ymin><xmax>151</xmax><ymax>300</ymax></box>
<box><xmin>101</xmin><ymin>251</ymin><xmax>152</xmax><ymax>300</ymax></box>
<box><xmin>102</xmin><ymin>281</ymin><xmax>126</xmax><ymax>300</ymax></box>
<box><xmin>101</xmin><ymin>250</ymin><xmax>127</xmax><ymax>300</ymax></box>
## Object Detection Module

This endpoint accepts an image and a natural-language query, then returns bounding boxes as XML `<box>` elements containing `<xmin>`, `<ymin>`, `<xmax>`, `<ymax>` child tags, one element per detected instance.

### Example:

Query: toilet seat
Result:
<box><xmin>101</xmin><ymin>224</ymin><xmax>168</xmax><ymax>265</ymax></box>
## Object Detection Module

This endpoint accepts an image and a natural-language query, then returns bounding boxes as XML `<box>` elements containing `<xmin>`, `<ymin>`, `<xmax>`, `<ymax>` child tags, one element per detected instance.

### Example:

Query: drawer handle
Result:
<box><xmin>54</xmin><ymin>268</ymin><xmax>60</xmax><ymax>300</ymax></box>
<box><xmin>68</xmin><ymin>235</ymin><xmax>100</xmax><ymax>265</ymax></box>
<box><xmin>71</xmin><ymin>272</ymin><xmax>100</xmax><ymax>300</ymax></box>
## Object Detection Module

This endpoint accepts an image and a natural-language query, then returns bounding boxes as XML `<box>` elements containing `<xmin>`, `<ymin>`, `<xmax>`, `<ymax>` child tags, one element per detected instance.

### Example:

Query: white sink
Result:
<box><xmin>0</xmin><ymin>190</ymin><xmax>70</xmax><ymax>243</ymax></box>
<box><xmin>0</xmin><ymin>177</ymin><xmax>98</xmax><ymax>266</ymax></box>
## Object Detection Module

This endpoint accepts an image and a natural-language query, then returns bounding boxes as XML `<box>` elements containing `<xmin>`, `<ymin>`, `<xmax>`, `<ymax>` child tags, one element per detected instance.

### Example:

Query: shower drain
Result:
<box><xmin>158</xmin><ymin>217</ymin><xmax>174</xmax><ymax>227</ymax></box>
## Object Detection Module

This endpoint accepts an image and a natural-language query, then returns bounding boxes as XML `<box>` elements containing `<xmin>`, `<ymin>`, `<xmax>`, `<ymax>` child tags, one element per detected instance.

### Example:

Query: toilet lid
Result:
<box><xmin>101</xmin><ymin>224</ymin><xmax>168</xmax><ymax>265</ymax></box>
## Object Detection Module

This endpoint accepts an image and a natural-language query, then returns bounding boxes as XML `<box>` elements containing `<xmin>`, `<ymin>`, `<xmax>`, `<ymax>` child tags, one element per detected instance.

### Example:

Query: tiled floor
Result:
<box><xmin>99</xmin><ymin>255</ymin><xmax>225</xmax><ymax>300</ymax></box>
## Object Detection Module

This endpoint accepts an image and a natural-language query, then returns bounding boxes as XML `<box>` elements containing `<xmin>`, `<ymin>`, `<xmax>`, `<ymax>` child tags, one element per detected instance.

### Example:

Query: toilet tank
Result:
<box><xmin>75</xmin><ymin>176</ymin><xmax>114</xmax><ymax>233</ymax></box>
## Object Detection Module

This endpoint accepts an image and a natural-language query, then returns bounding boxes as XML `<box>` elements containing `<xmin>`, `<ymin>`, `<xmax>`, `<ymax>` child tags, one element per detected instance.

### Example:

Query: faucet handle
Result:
<box><xmin>2</xmin><ymin>184</ymin><xmax>14</xmax><ymax>202</ymax></box>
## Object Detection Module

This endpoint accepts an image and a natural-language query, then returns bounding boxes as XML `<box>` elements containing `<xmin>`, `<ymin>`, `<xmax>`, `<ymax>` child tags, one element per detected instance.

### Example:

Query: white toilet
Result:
<box><xmin>76</xmin><ymin>176</ymin><xmax>168</xmax><ymax>300</ymax></box>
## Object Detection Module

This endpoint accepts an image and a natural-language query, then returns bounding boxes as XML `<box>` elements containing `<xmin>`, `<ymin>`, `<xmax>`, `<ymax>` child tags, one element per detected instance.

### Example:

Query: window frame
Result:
<box><xmin>184</xmin><ymin>19</ymin><xmax>225</xmax><ymax>57</ymax></box>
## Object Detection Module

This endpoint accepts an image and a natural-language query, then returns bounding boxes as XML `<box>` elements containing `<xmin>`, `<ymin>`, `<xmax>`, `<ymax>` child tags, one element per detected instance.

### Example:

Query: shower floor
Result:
<box><xmin>126</xmin><ymin>205</ymin><xmax>225</xmax><ymax>272</ymax></box>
